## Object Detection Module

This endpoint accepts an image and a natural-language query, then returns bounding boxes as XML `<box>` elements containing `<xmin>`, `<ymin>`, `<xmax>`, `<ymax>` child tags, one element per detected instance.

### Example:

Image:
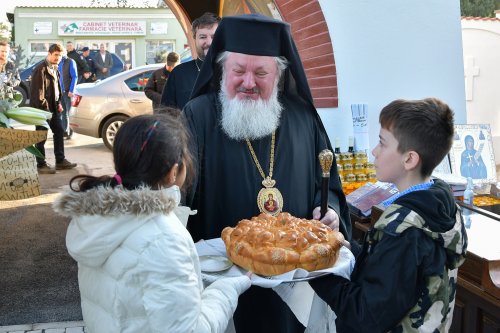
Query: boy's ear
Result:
<box><xmin>403</xmin><ymin>151</ymin><xmax>421</xmax><ymax>171</ymax></box>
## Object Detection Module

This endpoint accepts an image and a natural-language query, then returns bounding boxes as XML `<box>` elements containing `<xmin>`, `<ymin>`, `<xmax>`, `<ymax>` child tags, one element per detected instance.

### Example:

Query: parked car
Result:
<box><xmin>14</xmin><ymin>50</ymin><xmax>125</xmax><ymax>106</ymax></box>
<box><xmin>69</xmin><ymin>64</ymin><xmax>162</xmax><ymax>150</ymax></box>
<box><xmin>179</xmin><ymin>47</ymin><xmax>193</xmax><ymax>63</ymax></box>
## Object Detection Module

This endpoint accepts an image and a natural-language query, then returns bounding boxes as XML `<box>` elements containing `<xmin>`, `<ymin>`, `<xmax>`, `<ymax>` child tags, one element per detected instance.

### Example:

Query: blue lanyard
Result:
<box><xmin>382</xmin><ymin>180</ymin><xmax>434</xmax><ymax>207</ymax></box>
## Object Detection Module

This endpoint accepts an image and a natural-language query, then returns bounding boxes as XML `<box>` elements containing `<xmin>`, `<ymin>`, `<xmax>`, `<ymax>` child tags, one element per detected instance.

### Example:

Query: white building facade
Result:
<box><xmin>317</xmin><ymin>0</ymin><xmax>467</xmax><ymax>157</ymax></box>
<box><xmin>461</xmin><ymin>14</ymin><xmax>500</xmax><ymax>164</ymax></box>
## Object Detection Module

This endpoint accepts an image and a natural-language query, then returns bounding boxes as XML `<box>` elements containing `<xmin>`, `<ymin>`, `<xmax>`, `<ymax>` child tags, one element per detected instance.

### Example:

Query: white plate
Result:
<box><xmin>248</xmin><ymin>270</ymin><xmax>331</xmax><ymax>283</ymax></box>
<box><xmin>199</xmin><ymin>255</ymin><xmax>233</xmax><ymax>273</ymax></box>
<box><xmin>279</xmin><ymin>271</ymin><xmax>330</xmax><ymax>283</ymax></box>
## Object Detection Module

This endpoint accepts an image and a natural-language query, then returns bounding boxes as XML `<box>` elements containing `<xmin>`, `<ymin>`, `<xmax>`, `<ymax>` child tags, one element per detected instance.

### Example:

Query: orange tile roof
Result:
<box><xmin>461</xmin><ymin>16</ymin><xmax>500</xmax><ymax>22</ymax></box>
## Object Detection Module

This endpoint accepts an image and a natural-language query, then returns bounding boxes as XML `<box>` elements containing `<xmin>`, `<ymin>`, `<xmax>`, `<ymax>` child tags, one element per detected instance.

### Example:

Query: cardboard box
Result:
<box><xmin>0</xmin><ymin>128</ymin><xmax>47</xmax><ymax>201</ymax></box>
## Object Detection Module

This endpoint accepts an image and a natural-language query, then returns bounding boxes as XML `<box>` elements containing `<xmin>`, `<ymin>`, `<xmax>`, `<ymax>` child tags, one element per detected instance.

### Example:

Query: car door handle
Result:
<box><xmin>130</xmin><ymin>99</ymin><xmax>144</xmax><ymax>103</ymax></box>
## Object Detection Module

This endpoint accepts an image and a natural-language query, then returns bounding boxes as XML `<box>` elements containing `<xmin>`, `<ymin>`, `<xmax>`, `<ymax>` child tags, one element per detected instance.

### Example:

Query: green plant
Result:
<box><xmin>460</xmin><ymin>0</ymin><xmax>496</xmax><ymax>17</ymax></box>
<box><xmin>0</xmin><ymin>68</ymin><xmax>51</xmax><ymax>158</ymax></box>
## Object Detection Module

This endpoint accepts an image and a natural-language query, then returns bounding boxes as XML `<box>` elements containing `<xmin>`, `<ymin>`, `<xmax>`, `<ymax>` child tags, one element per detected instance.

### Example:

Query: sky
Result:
<box><xmin>2</xmin><ymin>0</ymin><xmax>159</xmax><ymax>22</ymax></box>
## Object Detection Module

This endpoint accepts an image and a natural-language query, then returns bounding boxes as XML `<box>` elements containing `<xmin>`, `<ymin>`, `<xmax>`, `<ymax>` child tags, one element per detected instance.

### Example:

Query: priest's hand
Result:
<box><xmin>312</xmin><ymin>206</ymin><xmax>339</xmax><ymax>231</ymax></box>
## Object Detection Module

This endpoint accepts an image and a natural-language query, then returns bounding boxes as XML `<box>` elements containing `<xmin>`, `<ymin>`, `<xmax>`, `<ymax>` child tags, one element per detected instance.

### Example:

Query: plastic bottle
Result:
<box><xmin>462</xmin><ymin>177</ymin><xmax>474</xmax><ymax>216</ymax></box>
<box><xmin>334</xmin><ymin>137</ymin><xmax>341</xmax><ymax>166</ymax></box>
<box><xmin>348</xmin><ymin>136</ymin><xmax>355</xmax><ymax>153</ymax></box>
<box><xmin>334</xmin><ymin>137</ymin><xmax>341</xmax><ymax>154</ymax></box>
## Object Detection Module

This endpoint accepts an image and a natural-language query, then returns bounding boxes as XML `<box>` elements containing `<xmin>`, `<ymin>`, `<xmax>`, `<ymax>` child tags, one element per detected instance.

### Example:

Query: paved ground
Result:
<box><xmin>0</xmin><ymin>321</ymin><xmax>86</xmax><ymax>333</ymax></box>
<box><xmin>0</xmin><ymin>127</ymin><xmax>113</xmax><ymax>332</ymax></box>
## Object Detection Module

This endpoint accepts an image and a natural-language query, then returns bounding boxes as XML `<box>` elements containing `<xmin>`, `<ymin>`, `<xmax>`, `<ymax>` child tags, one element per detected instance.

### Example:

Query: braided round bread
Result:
<box><xmin>221</xmin><ymin>212</ymin><xmax>344</xmax><ymax>276</ymax></box>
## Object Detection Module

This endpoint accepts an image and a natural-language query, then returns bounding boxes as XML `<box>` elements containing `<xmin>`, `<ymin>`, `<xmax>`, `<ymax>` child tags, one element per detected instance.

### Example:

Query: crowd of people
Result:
<box><xmin>2</xmin><ymin>40</ymin><xmax>120</xmax><ymax>174</ymax></box>
<box><xmin>2</xmin><ymin>11</ymin><xmax>468</xmax><ymax>333</ymax></box>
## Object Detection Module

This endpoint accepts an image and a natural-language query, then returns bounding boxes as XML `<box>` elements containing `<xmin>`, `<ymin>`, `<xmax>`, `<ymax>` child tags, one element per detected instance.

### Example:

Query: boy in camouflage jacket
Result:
<box><xmin>310</xmin><ymin>98</ymin><xmax>468</xmax><ymax>333</ymax></box>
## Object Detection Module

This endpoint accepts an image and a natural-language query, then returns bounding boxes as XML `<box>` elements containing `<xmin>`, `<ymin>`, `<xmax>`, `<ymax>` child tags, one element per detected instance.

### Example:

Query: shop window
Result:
<box><xmin>146</xmin><ymin>40</ymin><xmax>175</xmax><ymax>64</ymax></box>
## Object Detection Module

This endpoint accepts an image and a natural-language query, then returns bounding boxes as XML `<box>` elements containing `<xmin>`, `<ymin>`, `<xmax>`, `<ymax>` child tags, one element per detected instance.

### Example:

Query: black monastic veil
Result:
<box><xmin>184</xmin><ymin>14</ymin><xmax>351</xmax><ymax>333</ymax></box>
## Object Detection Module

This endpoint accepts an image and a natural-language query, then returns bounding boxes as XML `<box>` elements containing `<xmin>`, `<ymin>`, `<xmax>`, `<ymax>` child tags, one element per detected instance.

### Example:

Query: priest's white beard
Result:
<box><xmin>219</xmin><ymin>79</ymin><xmax>283</xmax><ymax>141</ymax></box>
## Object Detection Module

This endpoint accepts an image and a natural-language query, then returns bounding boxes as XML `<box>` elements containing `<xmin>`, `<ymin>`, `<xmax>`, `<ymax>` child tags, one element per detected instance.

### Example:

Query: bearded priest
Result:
<box><xmin>183</xmin><ymin>14</ymin><xmax>351</xmax><ymax>333</ymax></box>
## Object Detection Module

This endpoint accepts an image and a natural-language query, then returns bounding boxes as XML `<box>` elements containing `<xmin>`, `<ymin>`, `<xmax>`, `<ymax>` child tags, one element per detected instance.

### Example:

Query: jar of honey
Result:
<box><xmin>345</xmin><ymin>173</ymin><xmax>356</xmax><ymax>183</ymax></box>
<box><xmin>354</xmin><ymin>151</ymin><xmax>368</xmax><ymax>165</ymax></box>
<box><xmin>343</xmin><ymin>152</ymin><xmax>354</xmax><ymax>164</ymax></box>
<box><xmin>354</xmin><ymin>162</ymin><xmax>365</xmax><ymax>175</ymax></box>
<box><xmin>356</xmin><ymin>173</ymin><xmax>367</xmax><ymax>182</ymax></box>
<box><xmin>335</xmin><ymin>153</ymin><xmax>342</xmax><ymax>165</ymax></box>
<box><xmin>343</xmin><ymin>163</ymin><xmax>353</xmax><ymax>174</ymax></box>
<box><xmin>367</xmin><ymin>172</ymin><xmax>377</xmax><ymax>181</ymax></box>
<box><xmin>337</xmin><ymin>164</ymin><xmax>344</xmax><ymax>177</ymax></box>
<box><xmin>365</xmin><ymin>162</ymin><xmax>375</xmax><ymax>174</ymax></box>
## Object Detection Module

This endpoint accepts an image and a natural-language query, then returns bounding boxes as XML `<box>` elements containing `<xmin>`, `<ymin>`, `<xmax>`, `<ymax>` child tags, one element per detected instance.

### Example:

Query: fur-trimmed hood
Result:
<box><xmin>53</xmin><ymin>185</ymin><xmax>196</xmax><ymax>267</ymax></box>
<box><xmin>53</xmin><ymin>185</ymin><xmax>180</xmax><ymax>217</ymax></box>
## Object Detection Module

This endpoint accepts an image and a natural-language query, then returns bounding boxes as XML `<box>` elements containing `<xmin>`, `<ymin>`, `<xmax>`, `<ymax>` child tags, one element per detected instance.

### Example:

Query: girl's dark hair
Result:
<box><xmin>69</xmin><ymin>108</ymin><xmax>194</xmax><ymax>192</ymax></box>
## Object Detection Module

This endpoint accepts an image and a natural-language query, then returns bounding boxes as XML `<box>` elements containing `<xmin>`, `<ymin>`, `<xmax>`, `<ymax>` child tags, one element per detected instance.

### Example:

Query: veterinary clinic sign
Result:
<box><xmin>58</xmin><ymin>21</ymin><xmax>146</xmax><ymax>36</ymax></box>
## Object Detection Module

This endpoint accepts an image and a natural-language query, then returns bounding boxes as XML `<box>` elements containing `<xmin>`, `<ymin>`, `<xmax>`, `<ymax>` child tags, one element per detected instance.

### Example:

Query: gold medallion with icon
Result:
<box><xmin>257</xmin><ymin>186</ymin><xmax>283</xmax><ymax>216</ymax></box>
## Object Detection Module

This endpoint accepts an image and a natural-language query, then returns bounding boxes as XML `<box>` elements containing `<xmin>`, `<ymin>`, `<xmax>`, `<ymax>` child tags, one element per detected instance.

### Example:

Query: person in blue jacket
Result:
<box><xmin>58</xmin><ymin>52</ymin><xmax>78</xmax><ymax>139</ymax></box>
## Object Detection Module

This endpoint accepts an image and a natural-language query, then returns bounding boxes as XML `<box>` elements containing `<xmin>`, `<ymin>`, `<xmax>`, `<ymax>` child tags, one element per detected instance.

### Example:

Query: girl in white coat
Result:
<box><xmin>53</xmin><ymin>111</ymin><xmax>251</xmax><ymax>333</ymax></box>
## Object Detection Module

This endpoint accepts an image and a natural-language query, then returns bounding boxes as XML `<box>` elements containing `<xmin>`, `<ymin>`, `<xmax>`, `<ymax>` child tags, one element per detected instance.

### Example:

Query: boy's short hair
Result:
<box><xmin>379</xmin><ymin>98</ymin><xmax>454</xmax><ymax>177</ymax></box>
<box><xmin>191</xmin><ymin>12</ymin><xmax>221</xmax><ymax>38</ymax></box>
<box><xmin>166</xmin><ymin>52</ymin><xmax>180</xmax><ymax>66</ymax></box>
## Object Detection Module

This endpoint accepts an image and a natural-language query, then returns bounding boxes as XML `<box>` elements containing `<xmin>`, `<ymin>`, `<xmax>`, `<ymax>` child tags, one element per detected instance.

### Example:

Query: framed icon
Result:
<box><xmin>449</xmin><ymin>124</ymin><xmax>497</xmax><ymax>184</ymax></box>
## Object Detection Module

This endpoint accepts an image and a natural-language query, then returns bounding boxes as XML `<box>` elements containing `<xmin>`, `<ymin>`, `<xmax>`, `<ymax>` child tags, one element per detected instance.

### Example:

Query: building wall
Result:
<box><xmin>316</xmin><ymin>0</ymin><xmax>467</xmax><ymax>156</ymax></box>
<box><xmin>274</xmin><ymin>0</ymin><xmax>338</xmax><ymax>108</ymax></box>
<box><xmin>461</xmin><ymin>17</ymin><xmax>500</xmax><ymax>164</ymax></box>
<box><xmin>13</xmin><ymin>2</ymin><xmax>471</xmax><ymax>162</ymax></box>
<box><xmin>14</xmin><ymin>7</ymin><xmax>187</xmax><ymax>68</ymax></box>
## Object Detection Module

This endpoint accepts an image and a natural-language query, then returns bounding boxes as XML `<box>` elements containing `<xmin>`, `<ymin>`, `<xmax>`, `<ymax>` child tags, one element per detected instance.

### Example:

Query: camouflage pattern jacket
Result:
<box><xmin>310</xmin><ymin>179</ymin><xmax>468</xmax><ymax>333</ymax></box>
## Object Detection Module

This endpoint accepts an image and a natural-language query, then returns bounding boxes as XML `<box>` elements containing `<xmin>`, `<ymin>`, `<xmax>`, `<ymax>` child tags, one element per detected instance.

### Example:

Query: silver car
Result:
<box><xmin>69</xmin><ymin>64</ymin><xmax>162</xmax><ymax>149</ymax></box>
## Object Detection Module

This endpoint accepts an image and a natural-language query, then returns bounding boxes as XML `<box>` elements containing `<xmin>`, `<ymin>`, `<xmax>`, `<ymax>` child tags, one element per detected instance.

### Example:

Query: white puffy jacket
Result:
<box><xmin>53</xmin><ymin>185</ymin><xmax>250</xmax><ymax>333</ymax></box>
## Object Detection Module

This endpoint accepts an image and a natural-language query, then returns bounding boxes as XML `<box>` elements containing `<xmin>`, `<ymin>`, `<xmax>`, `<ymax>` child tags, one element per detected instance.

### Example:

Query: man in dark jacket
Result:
<box><xmin>66</xmin><ymin>41</ymin><xmax>90</xmax><ymax>83</ymax></box>
<box><xmin>144</xmin><ymin>51</ymin><xmax>179</xmax><ymax>111</ymax></box>
<box><xmin>160</xmin><ymin>12</ymin><xmax>220</xmax><ymax>109</ymax></box>
<box><xmin>81</xmin><ymin>47</ymin><xmax>96</xmax><ymax>82</ymax></box>
<box><xmin>94</xmin><ymin>43</ymin><xmax>113</xmax><ymax>80</ymax></box>
<box><xmin>30</xmin><ymin>43</ymin><xmax>77</xmax><ymax>174</ymax></box>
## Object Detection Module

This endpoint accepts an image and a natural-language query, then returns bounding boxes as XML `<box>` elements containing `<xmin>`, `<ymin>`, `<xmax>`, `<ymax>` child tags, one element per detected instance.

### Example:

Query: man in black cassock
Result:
<box><xmin>160</xmin><ymin>12</ymin><xmax>220</xmax><ymax>109</ymax></box>
<box><xmin>184</xmin><ymin>14</ymin><xmax>351</xmax><ymax>333</ymax></box>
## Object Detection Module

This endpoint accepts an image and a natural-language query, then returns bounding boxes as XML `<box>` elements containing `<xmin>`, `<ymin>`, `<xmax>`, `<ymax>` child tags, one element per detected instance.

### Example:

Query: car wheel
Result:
<box><xmin>101</xmin><ymin>115</ymin><xmax>128</xmax><ymax>150</ymax></box>
<box><xmin>13</xmin><ymin>86</ymin><xmax>28</xmax><ymax>106</ymax></box>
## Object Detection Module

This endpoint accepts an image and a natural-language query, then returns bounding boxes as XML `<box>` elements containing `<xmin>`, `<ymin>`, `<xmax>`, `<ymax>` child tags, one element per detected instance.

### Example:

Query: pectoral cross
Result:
<box><xmin>466</xmin><ymin>153</ymin><xmax>474</xmax><ymax>164</ymax></box>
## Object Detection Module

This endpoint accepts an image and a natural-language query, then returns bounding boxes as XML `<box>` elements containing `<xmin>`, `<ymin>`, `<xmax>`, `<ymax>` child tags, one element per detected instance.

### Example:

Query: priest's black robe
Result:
<box><xmin>160</xmin><ymin>59</ymin><xmax>199</xmax><ymax>109</ymax></box>
<box><xmin>184</xmin><ymin>92</ymin><xmax>351</xmax><ymax>333</ymax></box>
